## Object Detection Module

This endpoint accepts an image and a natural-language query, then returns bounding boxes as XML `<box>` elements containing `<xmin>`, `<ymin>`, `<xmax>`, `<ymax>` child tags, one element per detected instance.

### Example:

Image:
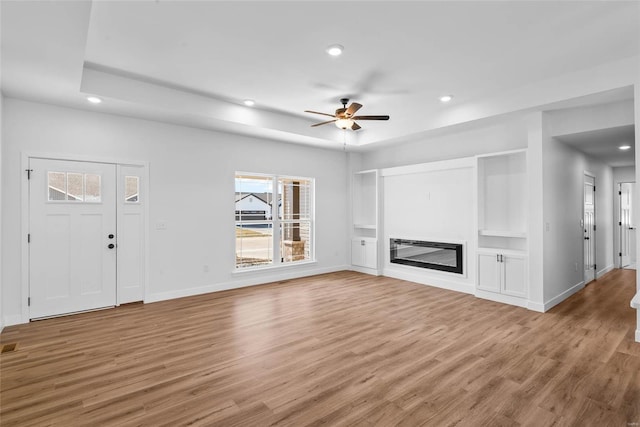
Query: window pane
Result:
<box><xmin>280</xmin><ymin>221</ymin><xmax>311</xmax><ymax>263</ymax></box>
<box><xmin>84</xmin><ymin>174</ymin><xmax>102</xmax><ymax>202</ymax></box>
<box><xmin>48</xmin><ymin>172</ymin><xmax>66</xmax><ymax>201</ymax></box>
<box><xmin>235</xmin><ymin>175</ymin><xmax>273</xmax><ymax>222</ymax></box>
<box><xmin>66</xmin><ymin>173</ymin><xmax>83</xmax><ymax>201</ymax></box>
<box><xmin>279</xmin><ymin>178</ymin><xmax>311</xmax><ymax>220</ymax></box>
<box><xmin>236</xmin><ymin>223</ymin><xmax>273</xmax><ymax>268</ymax></box>
<box><xmin>125</xmin><ymin>176</ymin><xmax>139</xmax><ymax>203</ymax></box>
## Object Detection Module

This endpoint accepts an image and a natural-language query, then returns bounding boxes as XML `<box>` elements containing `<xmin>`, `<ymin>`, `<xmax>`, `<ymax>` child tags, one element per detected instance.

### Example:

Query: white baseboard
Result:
<box><xmin>636</xmin><ymin>329</ymin><xmax>640</xmax><ymax>343</ymax></box>
<box><xmin>2</xmin><ymin>314</ymin><xmax>25</xmax><ymax>328</ymax></box>
<box><xmin>527</xmin><ymin>301</ymin><xmax>546</xmax><ymax>312</ymax></box>
<box><xmin>596</xmin><ymin>264</ymin><xmax>615</xmax><ymax>279</ymax></box>
<box><xmin>350</xmin><ymin>265</ymin><xmax>381</xmax><ymax>276</ymax></box>
<box><xmin>146</xmin><ymin>265</ymin><xmax>349</xmax><ymax>303</ymax></box>
<box><xmin>543</xmin><ymin>280</ymin><xmax>585</xmax><ymax>312</ymax></box>
<box><xmin>475</xmin><ymin>289</ymin><xmax>528</xmax><ymax>309</ymax></box>
<box><xmin>383</xmin><ymin>267</ymin><xmax>474</xmax><ymax>295</ymax></box>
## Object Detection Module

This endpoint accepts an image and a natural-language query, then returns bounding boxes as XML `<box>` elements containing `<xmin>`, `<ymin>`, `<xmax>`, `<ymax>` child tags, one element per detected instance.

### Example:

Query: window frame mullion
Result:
<box><xmin>272</xmin><ymin>175</ymin><xmax>281</xmax><ymax>265</ymax></box>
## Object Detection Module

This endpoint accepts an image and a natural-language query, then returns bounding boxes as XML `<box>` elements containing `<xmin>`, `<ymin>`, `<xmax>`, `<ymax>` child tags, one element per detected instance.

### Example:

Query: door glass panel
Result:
<box><xmin>125</xmin><ymin>176</ymin><xmax>139</xmax><ymax>203</ymax></box>
<box><xmin>48</xmin><ymin>172</ymin><xmax>66</xmax><ymax>201</ymax></box>
<box><xmin>67</xmin><ymin>173</ymin><xmax>84</xmax><ymax>201</ymax></box>
<box><xmin>84</xmin><ymin>174</ymin><xmax>102</xmax><ymax>202</ymax></box>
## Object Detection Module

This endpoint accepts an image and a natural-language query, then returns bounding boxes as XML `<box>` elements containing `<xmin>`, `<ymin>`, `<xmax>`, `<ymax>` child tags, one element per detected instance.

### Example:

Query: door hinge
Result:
<box><xmin>619</xmin><ymin>191</ymin><xmax>622</xmax><ymax>195</ymax></box>
<box><xmin>25</xmin><ymin>169</ymin><xmax>33</xmax><ymax>180</ymax></box>
<box><xmin>593</xmin><ymin>186</ymin><xmax>596</xmax><ymax>192</ymax></box>
<box><xmin>28</xmin><ymin>297</ymin><xmax>30</xmax><ymax>306</ymax></box>
<box><xmin>619</xmin><ymin>221</ymin><xmax>622</xmax><ymax>226</ymax></box>
<box><xmin>619</xmin><ymin>252</ymin><xmax>623</xmax><ymax>257</ymax></box>
<box><xmin>27</xmin><ymin>233</ymin><xmax>31</xmax><ymax>243</ymax></box>
<box><xmin>594</xmin><ymin>263</ymin><xmax>597</xmax><ymax>270</ymax></box>
<box><xmin>593</xmin><ymin>225</ymin><xmax>596</xmax><ymax>231</ymax></box>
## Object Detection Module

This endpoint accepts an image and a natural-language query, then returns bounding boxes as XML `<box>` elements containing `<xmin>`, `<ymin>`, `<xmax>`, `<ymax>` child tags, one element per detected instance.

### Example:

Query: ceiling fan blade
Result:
<box><xmin>304</xmin><ymin>110</ymin><xmax>336</xmax><ymax>118</ymax></box>
<box><xmin>352</xmin><ymin>115</ymin><xmax>390</xmax><ymax>120</ymax></box>
<box><xmin>311</xmin><ymin>119</ymin><xmax>337</xmax><ymax>127</ymax></box>
<box><xmin>345</xmin><ymin>102</ymin><xmax>363</xmax><ymax>117</ymax></box>
<box><xmin>351</xmin><ymin>122</ymin><xmax>362</xmax><ymax>131</ymax></box>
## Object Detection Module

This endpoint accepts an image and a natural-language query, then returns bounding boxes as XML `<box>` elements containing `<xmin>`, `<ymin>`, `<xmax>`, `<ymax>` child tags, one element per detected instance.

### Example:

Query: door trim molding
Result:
<box><xmin>21</xmin><ymin>151</ymin><xmax>150</xmax><ymax>324</ymax></box>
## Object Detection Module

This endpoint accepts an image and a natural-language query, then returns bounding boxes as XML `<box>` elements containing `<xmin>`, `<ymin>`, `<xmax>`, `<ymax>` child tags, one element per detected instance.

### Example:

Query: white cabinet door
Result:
<box><xmin>477</xmin><ymin>252</ymin><xmax>501</xmax><ymax>292</ymax></box>
<box><xmin>363</xmin><ymin>240</ymin><xmax>377</xmax><ymax>269</ymax></box>
<box><xmin>352</xmin><ymin>239</ymin><xmax>367</xmax><ymax>267</ymax></box>
<box><xmin>352</xmin><ymin>239</ymin><xmax>377</xmax><ymax>269</ymax></box>
<box><xmin>502</xmin><ymin>254</ymin><xmax>527</xmax><ymax>298</ymax></box>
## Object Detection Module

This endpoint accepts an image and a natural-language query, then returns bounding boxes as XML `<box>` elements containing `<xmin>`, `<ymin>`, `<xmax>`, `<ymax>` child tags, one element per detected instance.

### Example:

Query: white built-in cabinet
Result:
<box><xmin>476</xmin><ymin>150</ymin><xmax>528</xmax><ymax>303</ymax></box>
<box><xmin>352</xmin><ymin>170</ymin><xmax>379</xmax><ymax>272</ymax></box>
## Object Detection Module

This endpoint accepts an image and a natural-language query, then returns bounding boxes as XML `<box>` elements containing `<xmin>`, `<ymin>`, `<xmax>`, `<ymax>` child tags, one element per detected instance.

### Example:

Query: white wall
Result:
<box><xmin>382</xmin><ymin>160</ymin><xmax>475</xmax><ymax>293</ymax></box>
<box><xmin>360</xmin><ymin>116</ymin><xmax>528</xmax><ymax>170</ymax></box>
<box><xmin>1</xmin><ymin>98</ymin><xmax>350</xmax><ymax>325</ymax></box>
<box><xmin>542</xmin><ymin>134</ymin><xmax>614</xmax><ymax>306</ymax></box>
<box><xmin>0</xmin><ymin>93</ymin><xmax>4</xmax><ymax>331</ymax></box>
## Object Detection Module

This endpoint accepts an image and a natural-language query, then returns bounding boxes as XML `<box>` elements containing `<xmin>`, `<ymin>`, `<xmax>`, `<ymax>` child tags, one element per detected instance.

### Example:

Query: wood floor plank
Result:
<box><xmin>1</xmin><ymin>269</ymin><xmax>639</xmax><ymax>426</ymax></box>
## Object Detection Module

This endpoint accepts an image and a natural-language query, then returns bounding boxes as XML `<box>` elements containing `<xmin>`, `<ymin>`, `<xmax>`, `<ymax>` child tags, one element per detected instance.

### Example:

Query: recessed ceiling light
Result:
<box><xmin>243</xmin><ymin>99</ymin><xmax>255</xmax><ymax>107</ymax></box>
<box><xmin>439</xmin><ymin>95</ymin><xmax>453</xmax><ymax>103</ymax></box>
<box><xmin>326</xmin><ymin>44</ymin><xmax>344</xmax><ymax>56</ymax></box>
<box><xmin>619</xmin><ymin>144</ymin><xmax>631</xmax><ymax>150</ymax></box>
<box><xmin>87</xmin><ymin>96</ymin><xmax>102</xmax><ymax>104</ymax></box>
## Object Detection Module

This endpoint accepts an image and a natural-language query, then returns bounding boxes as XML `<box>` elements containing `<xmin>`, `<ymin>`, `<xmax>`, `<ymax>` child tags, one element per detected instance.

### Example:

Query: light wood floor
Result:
<box><xmin>1</xmin><ymin>270</ymin><xmax>639</xmax><ymax>426</ymax></box>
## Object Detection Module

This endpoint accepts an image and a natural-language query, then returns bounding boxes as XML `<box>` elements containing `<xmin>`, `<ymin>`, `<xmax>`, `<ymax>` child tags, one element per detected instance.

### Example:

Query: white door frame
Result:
<box><xmin>20</xmin><ymin>152</ymin><xmax>150</xmax><ymax>323</ymax></box>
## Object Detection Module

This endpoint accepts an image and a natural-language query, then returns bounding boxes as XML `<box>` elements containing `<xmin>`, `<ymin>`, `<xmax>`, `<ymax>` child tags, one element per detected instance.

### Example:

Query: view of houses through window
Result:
<box><xmin>235</xmin><ymin>173</ymin><xmax>313</xmax><ymax>269</ymax></box>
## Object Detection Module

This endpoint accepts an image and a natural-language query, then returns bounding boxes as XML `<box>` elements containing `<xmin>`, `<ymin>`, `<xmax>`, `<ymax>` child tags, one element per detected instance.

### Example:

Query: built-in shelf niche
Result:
<box><xmin>478</xmin><ymin>150</ymin><xmax>527</xmax><ymax>250</ymax></box>
<box><xmin>353</xmin><ymin>170</ymin><xmax>378</xmax><ymax>238</ymax></box>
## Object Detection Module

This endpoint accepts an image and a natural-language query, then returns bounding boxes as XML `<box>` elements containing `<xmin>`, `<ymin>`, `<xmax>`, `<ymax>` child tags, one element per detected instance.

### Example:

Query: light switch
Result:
<box><xmin>156</xmin><ymin>220</ymin><xmax>168</xmax><ymax>230</ymax></box>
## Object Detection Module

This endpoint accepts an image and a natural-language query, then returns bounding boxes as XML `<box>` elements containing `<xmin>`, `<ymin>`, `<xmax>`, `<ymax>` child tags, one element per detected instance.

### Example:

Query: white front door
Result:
<box><xmin>584</xmin><ymin>174</ymin><xmax>596</xmax><ymax>284</ymax></box>
<box><xmin>620</xmin><ymin>182</ymin><xmax>636</xmax><ymax>269</ymax></box>
<box><xmin>29</xmin><ymin>158</ymin><xmax>117</xmax><ymax>319</ymax></box>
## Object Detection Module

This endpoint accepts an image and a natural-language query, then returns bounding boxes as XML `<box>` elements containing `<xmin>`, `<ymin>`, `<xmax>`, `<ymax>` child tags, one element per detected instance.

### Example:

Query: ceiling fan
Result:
<box><xmin>305</xmin><ymin>98</ymin><xmax>390</xmax><ymax>130</ymax></box>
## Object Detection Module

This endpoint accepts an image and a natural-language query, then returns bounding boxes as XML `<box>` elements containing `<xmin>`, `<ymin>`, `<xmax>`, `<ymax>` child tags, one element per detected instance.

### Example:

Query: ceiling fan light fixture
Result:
<box><xmin>326</xmin><ymin>44</ymin><xmax>344</xmax><ymax>56</ymax></box>
<box><xmin>335</xmin><ymin>118</ymin><xmax>354</xmax><ymax>129</ymax></box>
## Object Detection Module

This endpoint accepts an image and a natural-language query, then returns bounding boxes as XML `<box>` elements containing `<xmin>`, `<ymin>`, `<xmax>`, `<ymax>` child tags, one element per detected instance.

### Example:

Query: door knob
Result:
<box><xmin>584</xmin><ymin>237</ymin><xmax>590</xmax><ymax>240</ymax></box>
<box><xmin>108</xmin><ymin>234</ymin><xmax>115</xmax><ymax>239</ymax></box>
<box><xmin>108</xmin><ymin>243</ymin><xmax>115</xmax><ymax>249</ymax></box>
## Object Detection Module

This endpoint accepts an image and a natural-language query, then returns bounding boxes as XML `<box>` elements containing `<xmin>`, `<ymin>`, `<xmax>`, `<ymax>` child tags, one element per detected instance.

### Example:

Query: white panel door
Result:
<box><xmin>477</xmin><ymin>252</ymin><xmax>500</xmax><ymax>292</ymax></box>
<box><xmin>583</xmin><ymin>175</ymin><xmax>595</xmax><ymax>284</ymax></box>
<box><xmin>620</xmin><ymin>182</ymin><xmax>636</xmax><ymax>268</ymax></box>
<box><xmin>29</xmin><ymin>158</ymin><xmax>117</xmax><ymax>319</ymax></box>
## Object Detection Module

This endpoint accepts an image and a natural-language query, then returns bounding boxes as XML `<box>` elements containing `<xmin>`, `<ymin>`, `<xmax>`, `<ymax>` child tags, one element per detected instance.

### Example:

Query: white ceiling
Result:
<box><xmin>1</xmin><ymin>1</ymin><xmax>639</xmax><ymax>151</ymax></box>
<box><xmin>555</xmin><ymin>125</ymin><xmax>636</xmax><ymax>168</ymax></box>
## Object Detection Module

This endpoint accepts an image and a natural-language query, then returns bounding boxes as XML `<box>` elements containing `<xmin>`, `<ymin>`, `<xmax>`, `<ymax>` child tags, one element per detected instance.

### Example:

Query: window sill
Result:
<box><xmin>232</xmin><ymin>260</ymin><xmax>317</xmax><ymax>275</ymax></box>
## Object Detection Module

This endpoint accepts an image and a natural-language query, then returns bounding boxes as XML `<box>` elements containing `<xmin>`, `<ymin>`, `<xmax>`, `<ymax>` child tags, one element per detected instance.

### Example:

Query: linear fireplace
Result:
<box><xmin>390</xmin><ymin>238</ymin><xmax>463</xmax><ymax>274</ymax></box>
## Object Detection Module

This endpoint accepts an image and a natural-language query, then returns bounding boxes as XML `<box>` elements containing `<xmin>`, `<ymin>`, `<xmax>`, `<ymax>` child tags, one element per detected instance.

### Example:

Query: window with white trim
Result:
<box><xmin>235</xmin><ymin>173</ymin><xmax>314</xmax><ymax>269</ymax></box>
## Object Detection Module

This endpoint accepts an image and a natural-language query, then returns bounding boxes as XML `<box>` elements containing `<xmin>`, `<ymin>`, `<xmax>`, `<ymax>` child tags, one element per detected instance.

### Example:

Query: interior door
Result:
<box><xmin>583</xmin><ymin>174</ymin><xmax>596</xmax><ymax>284</ymax></box>
<box><xmin>29</xmin><ymin>158</ymin><xmax>117</xmax><ymax>319</ymax></box>
<box><xmin>620</xmin><ymin>182</ymin><xmax>636</xmax><ymax>269</ymax></box>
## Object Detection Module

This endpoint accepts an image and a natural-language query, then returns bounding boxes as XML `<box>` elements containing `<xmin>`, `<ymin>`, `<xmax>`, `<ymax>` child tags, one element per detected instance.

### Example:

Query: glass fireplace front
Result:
<box><xmin>390</xmin><ymin>239</ymin><xmax>463</xmax><ymax>274</ymax></box>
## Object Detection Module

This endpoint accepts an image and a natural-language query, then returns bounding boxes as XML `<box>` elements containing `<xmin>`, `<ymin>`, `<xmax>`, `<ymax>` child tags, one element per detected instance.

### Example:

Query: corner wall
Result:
<box><xmin>1</xmin><ymin>98</ymin><xmax>350</xmax><ymax>326</ymax></box>
<box><xmin>542</xmin><ymin>130</ymin><xmax>614</xmax><ymax>308</ymax></box>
